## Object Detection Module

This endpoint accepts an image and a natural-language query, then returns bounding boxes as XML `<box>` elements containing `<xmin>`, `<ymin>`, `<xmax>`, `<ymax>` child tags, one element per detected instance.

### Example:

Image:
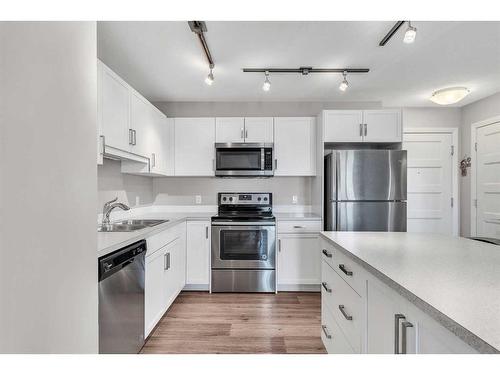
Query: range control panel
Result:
<box><xmin>218</xmin><ymin>192</ymin><xmax>272</xmax><ymax>205</ymax></box>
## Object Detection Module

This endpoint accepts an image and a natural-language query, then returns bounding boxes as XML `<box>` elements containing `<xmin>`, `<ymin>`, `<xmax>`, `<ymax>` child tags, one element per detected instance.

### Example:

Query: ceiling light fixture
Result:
<box><xmin>403</xmin><ymin>21</ymin><xmax>417</xmax><ymax>44</ymax></box>
<box><xmin>339</xmin><ymin>71</ymin><xmax>349</xmax><ymax>91</ymax></box>
<box><xmin>429</xmin><ymin>87</ymin><xmax>470</xmax><ymax>105</ymax></box>
<box><xmin>262</xmin><ymin>71</ymin><xmax>271</xmax><ymax>91</ymax></box>
<box><xmin>205</xmin><ymin>64</ymin><xmax>214</xmax><ymax>86</ymax></box>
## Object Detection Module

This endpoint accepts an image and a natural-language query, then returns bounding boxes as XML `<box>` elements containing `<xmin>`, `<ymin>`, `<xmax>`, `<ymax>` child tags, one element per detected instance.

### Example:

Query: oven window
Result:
<box><xmin>216</xmin><ymin>149</ymin><xmax>261</xmax><ymax>170</ymax></box>
<box><xmin>220</xmin><ymin>229</ymin><xmax>268</xmax><ymax>260</ymax></box>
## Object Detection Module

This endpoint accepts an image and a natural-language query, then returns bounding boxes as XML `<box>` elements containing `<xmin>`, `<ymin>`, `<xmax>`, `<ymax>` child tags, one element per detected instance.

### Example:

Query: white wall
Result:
<box><xmin>460</xmin><ymin>92</ymin><xmax>500</xmax><ymax>236</ymax></box>
<box><xmin>0</xmin><ymin>22</ymin><xmax>98</xmax><ymax>353</ymax></box>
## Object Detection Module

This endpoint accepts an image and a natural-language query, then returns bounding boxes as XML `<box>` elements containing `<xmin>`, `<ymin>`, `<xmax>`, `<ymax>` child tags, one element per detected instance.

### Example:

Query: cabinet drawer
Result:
<box><xmin>322</xmin><ymin>261</ymin><xmax>362</xmax><ymax>353</ymax></box>
<box><xmin>321</xmin><ymin>303</ymin><xmax>356</xmax><ymax>354</ymax></box>
<box><xmin>146</xmin><ymin>223</ymin><xmax>185</xmax><ymax>256</ymax></box>
<box><xmin>320</xmin><ymin>240</ymin><xmax>335</xmax><ymax>269</ymax></box>
<box><xmin>333</xmin><ymin>248</ymin><xmax>365</xmax><ymax>297</ymax></box>
<box><xmin>277</xmin><ymin>220</ymin><xmax>321</xmax><ymax>234</ymax></box>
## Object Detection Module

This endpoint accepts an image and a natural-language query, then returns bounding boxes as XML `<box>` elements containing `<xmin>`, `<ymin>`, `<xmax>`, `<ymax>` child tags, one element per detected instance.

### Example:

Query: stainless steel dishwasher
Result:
<box><xmin>98</xmin><ymin>240</ymin><xmax>146</xmax><ymax>354</ymax></box>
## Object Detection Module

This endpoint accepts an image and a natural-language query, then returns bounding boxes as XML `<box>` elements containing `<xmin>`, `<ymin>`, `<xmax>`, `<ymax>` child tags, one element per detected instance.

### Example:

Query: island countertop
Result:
<box><xmin>320</xmin><ymin>232</ymin><xmax>500</xmax><ymax>353</ymax></box>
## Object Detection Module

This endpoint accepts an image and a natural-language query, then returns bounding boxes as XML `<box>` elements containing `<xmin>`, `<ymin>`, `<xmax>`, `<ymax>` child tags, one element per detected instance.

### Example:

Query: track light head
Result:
<box><xmin>339</xmin><ymin>71</ymin><xmax>349</xmax><ymax>91</ymax></box>
<box><xmin>262</xmin><ymin>71</ymin><xmax>271</xmax><ymax>92</ymax></box>
<box><xmin>205</xmin><ymin>65</ymin><xmax>214</xmax><ymax>85</ymax></box>
<box><xmin>404</xmin><ymin>21</ymin><xmax>417</xmax><ymax>44</ymax></box>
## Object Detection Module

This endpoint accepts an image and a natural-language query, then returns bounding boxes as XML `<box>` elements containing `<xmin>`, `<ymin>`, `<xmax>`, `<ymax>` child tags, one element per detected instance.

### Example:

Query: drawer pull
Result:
<box><xmin>322</xmin><ymin>249</ymin><xmax>332</xmax><ymax>258</ymax></box>
<box><xmin>321</xmin><ymin>325</ymin><xmax>332</xmax><ymax>339</ymax></box>
<box><xmin>338</xmin><ymin>305</ymin><xmax>353</xmax><ymax>321</ymax></box>
<box><xmin>338</xmin><ymin>264</ymin><xmax>353</xmax><ymax>276</ymax></box>
<box><xmin>321</xmin><ymin>282</ymin><xmax>332</xmax><ymax>293</ymax></box>
<box><xmin>293</xmin><ymin>225</ymin><xmax>304</xmax><ymax>229</ymax></box>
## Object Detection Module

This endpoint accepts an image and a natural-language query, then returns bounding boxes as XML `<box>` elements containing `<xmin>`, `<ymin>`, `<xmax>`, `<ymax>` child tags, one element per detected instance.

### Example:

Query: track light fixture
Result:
<box><xmin>262</xmin><ymin>71</ymin><xmax>271</xmax><ymax>91</ymax></box>
<box><xmin>339</xmin><ymin>71</ymin><xmax>349</xmax><ymax>91</ymax></box>
<box><xmin>205</xmin><ymin>64</ymin><xmax>214</xmax><ymax>86</ymax></box>
<box><xmin>403</xmin><ymin>21</ymin><xmax>417</xmax><ymax>44</ymax></box>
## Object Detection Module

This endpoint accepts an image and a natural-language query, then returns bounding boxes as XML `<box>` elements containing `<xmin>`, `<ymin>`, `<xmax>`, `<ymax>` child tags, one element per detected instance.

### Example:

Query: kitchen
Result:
<box><xmin>1</xmin><ymin>4</ymin><xmax>500</xmax><ymax>372</ymax></box>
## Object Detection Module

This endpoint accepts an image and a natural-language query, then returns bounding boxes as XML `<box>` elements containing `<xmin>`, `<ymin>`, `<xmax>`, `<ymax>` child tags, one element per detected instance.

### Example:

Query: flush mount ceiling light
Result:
<box><xmin>339</xmin><ymin>71</ymin><xmax>349</xmax><ymax>91</ymax></box>
<box><xmin>429</xmin><ymin>87</ymin><xmax>470</xmax><ymax>105</ymax></box>
<box><xmin>262</xmin><ymin>71</ymin><xmax>271</xmax><ymax>91</ymax></box>
<box><xmin>188</xmin><ymin>21</ymin><xmax>216</xmax><ymax>86</ymax></box>
<box><xmin>379</xmin><ymin>21</ymin><xmax>417</xmax><ymax>46</ymax></box>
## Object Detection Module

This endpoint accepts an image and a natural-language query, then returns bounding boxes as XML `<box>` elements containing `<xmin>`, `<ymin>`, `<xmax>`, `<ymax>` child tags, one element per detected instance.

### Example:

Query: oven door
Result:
<box><xmin>211</xmin><ymin>223</ymin><xmax>276</xmax><ymax>269</ymax></box>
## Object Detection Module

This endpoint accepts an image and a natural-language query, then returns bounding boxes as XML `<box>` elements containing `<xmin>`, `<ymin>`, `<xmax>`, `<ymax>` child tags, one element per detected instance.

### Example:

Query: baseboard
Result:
<box><xmin>278</xmin><ymin>284</ymin><xmax>320</xmax><ymax>292</ymax></box>
<box><xmin>183</xmin><ymin>284</ymin><xmax>210</xmax><ymax>291</ymax></box>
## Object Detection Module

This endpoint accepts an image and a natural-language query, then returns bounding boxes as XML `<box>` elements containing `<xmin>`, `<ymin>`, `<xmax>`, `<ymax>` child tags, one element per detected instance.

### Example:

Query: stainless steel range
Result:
<box><xmin>211</xmin><ymin>192</ymin><xmax>276</xmax><ymax>293</ymax></box>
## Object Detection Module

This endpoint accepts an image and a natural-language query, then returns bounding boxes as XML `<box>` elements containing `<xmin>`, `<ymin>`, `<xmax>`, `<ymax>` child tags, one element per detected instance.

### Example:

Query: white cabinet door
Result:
<box><xmin>277</xmin><ymin>235</ymin><xmax>321</xmax><ymax>287</ymax></box>
<box><xmin>363</xmin><ymin>110</ymin><xmax>402</xmax><ymax>143</ymax></box>
<box><xmin>162</xmin><ymin>237</ymin><xmax>182</xmax><ymax>309</ymax></box>
<box><xmin>323</xmin><ymin>110</ymin><xmax>364</xmax><ymax>143</ymax></box>
<box><xmin>99</xmin><ymin>62</ymin><xmax>130</xmax><ymax>151</ymax></box>
<box><xmin>145</xmin><ymin>248</ymin><xmax>167</xmax><ymax>336</ymax></box>
<box><xmin>174</xmin><ymin>118</ymin><xmax>215</xmax><ymax>176</ymax></box>
<box><xmin>186</xmin><ymin>221</ymin><xmax>210</xmax><ymax>287</ymax></box>
<box><xmin>149</xmin><ymin>108</ymin><xmax>167</xmax><ymax>175</ymax></box>
<box><xmin>164</xmin><ymin>118</ymin><xmax>175</xmax><ymax>176</ymax></box>
<box><xmin>244</xmin><ymin>117</ymin><xmax>274</xmax><ymax>143</ymax></box>
<box><xmin>215</xmin><ymin>117</ymin><xmax>245</xmax><ymax>143</ymax></box>
<box><xmin>274</xmin><ymin>117</ymin><xmax>316</xmax><ymax>176</ymax></box>
<box><xmin>129</xmin><ymin>90</ymin><xmax>154</xmax><ymax>156</ymax></box>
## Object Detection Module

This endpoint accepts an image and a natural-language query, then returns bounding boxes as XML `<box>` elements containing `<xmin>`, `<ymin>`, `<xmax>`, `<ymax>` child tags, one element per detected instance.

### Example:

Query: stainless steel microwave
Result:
<box><xmin>215</xmin><ymin>143</ymin><xmax>274</xmax><ymax>177</ymax></box>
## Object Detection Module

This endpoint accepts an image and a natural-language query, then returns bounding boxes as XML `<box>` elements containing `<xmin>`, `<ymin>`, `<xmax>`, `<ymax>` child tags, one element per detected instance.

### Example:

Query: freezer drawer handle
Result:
<box><xmin>321</xmin><ymin>325</ymin><xmax>332</xmax><ymax>339</ymax></box>
<box><xmin>338</xmin><ymin>264</ymin><xmax>353</xmax><ymax>276</ymax></box>
<box><xmin>338</xmin><ymin>305</ymin><xmax>353</xmax><ymax>320</ymax></box>
<box><xmin>401</xmin><ymin>321</ymin><xmax>414</xmax><ymax>354</ymax></box>
<box><xmin>321</xmin><ymin>282</ymin><xmax>332</xmax><ymax>293</ymax></box>
<box><xmin>322</xmin><ymin>249</ymin><xmax>332</xmax><ymax>258</ymax></box>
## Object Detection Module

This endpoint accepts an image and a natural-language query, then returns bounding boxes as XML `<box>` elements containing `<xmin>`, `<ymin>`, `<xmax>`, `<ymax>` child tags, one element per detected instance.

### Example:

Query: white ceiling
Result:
<box><xmin>97</xmin><ymin>21</ymin><xmax>500</xmax><ymax>106</ymax></box>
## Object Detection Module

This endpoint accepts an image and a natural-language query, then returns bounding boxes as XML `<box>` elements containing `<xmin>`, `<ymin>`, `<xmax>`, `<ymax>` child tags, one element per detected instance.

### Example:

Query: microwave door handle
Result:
<box><xmin>261</xmin><ymin>148</ymin><xmax>265</xmax><ymax>170</ymax></box>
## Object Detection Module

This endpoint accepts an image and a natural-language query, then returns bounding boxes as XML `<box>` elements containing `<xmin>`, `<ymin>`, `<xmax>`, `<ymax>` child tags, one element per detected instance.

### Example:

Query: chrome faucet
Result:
<box><xmin>102</xmin><ymin>197</ymin><xmax>131</xmax><ymax>225</ymax></box>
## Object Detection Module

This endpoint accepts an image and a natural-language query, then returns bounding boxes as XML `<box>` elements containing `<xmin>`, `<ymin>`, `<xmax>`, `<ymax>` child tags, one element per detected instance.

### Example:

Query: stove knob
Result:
<box><xmin>229</xmin><ymin>197</ymin><xmax>233</xmax><ymax>202</ymax></box>
<box><xmin>257</xmin><ymin>197</ymin><xmax>262</xmax><ymax>201</ymax></box>
<box><xmin>222</xmin><ymin>197</ymin><xmax>227</xmax><ymax>201</ymax></box>
<box><xmin>263</xmin><ymin>197</ymin><xmax>268</xmax><ymax>201</ymax></box>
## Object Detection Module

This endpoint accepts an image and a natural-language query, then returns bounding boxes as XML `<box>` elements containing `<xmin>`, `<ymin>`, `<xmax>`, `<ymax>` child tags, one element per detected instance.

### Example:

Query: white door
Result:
<box><xmin>145</xmin><ymin>248</ymin><xmax>167</xmax><ymax>336</ymax></box>
<box><xmin>403</xmin><ymin>132</ymin><xmax>454</xmax><ymax>235</ymax></box>
<box><xmin>186</xmin><ymin>221</ymin><xmax>210</xmax><ymax>287</ymax></box>
<box><xmin>277</xmin><ymin>235</ymin><xmax>320</xmax><ymax>287</ymax></box>
<box><xmin>475</xmin><ymin>121</ymin><xmax>500</xmax><ymax>239</ymax></box>
<box><xmin>244</xmin><ymin>117</ymin><xmax>274</xmax><ymax>143</ymax></box>
<box><xmin>323</xmin><ymin>110</ymin><xmax>363</xmax><ymax>142</ymax></box>
<box><xmin>174</xmin><ymin>118</ymin><xmax>215</xmax><ymax>176</ymax></box>
<box><xmin>215</xmin><ymin>117</ymin><xmax>245</xmax><ymax>143</ymax></box>
<box><xmin>274</xmin><ymin>117</ymin><xmax>316</xmax><ymax>176</ymax></box>
<box><xmin>129</xmin><ymin>90</ymin><xmax>154</xmax><ymax>156</ymax></box>
<box><xmin>99</xmin><ymin>62</ymin><xmax>130</xmax><ymax>151</ymax></box>
<box><xmin>363</xmin><ymin>110</ymin><xmax>402</xmax><ymax>143</ymax></box>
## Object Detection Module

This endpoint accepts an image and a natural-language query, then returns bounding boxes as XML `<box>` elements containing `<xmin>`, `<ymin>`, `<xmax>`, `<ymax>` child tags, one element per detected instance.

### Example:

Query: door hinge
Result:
<box><xmin>451</xmin><ymin>197</ymin><xmax>454</xmax><ymax>207</ymax></box>
<box><xmin>475</xmin><ymin>142</ymin><xmax>477</xmax><ymax>151</ymax></box>
<box><xmin>451</xmin><ymin>145</ymin><xmax>454</xmax><ymax>156</ymax></box>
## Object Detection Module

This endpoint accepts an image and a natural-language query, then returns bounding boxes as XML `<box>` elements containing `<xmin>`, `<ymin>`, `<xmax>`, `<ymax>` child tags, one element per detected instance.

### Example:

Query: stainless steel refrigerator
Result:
<box><xmin>324</xmin><ymin>150</ymin><xmax>407</xmax><ymax>232</ymax></box>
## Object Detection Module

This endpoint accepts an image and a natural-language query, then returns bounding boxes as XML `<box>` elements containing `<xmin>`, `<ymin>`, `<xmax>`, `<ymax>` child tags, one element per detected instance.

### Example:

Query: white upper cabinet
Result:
<box><xmin>363</xmin><ymin>110</ymin><xmax>402</xmax><ymax>143</ymax></box>
<box><xmin>98</xmin><ymin>61</ymin><xmax>130</xmax><ymax>151</ymax></box>
<box><xmin>323</xmin><ymin>110</ymin><xmax>364</xmax><ymax>143</ymax></box>
<box><xmin>129</xmin><ymin>90</ymin><xmax>155</xmax><ymax>156</ymax></box>
<box><xmin>174</xmin><ymin>118</ymin><xmax>216</xmax><ymax>176</ymax></box>
<box><xmin>244</xmin><ymin>117</ymin><xmax>274</xmax><ymax>143</ymax></box>
<box><xmin>322</xmin><ymin>110</ymin><xmax>402</xmax><ymax>143</ymax></box>
<box><xmin>274</xmin><ymin>117</ymin><xmax>316</xmax><ymax>176</ymax></box>
<box><xmin>215</xmin><ymin>117</ymin><xmax>245</xmax><ymax>143</ymax></box>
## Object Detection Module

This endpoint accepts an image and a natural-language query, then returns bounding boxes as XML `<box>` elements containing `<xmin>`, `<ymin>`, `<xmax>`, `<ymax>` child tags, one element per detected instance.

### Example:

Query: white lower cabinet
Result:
<box><xmin>185</xmin><ymin>220</ymin><xmax>211</xmax><ymax>290</ymax></box>
<box><xmin>320</xmin><ymin>238</ymin><xmax>478</xmax><ymax>354</ymax></box>
<box><xmin>145</xmin><ymin>223</ymin><xmax>186</xmax><ymax>337</ymax></box>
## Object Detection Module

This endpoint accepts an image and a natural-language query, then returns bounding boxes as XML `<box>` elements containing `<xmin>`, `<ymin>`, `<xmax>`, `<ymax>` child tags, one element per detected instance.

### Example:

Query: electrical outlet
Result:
<box><xmin>292</xmin><ymin>195</ymin><xmax>298</xmax><ymax>204</ymax></box>
<box><xmin>195</xmin><ymin>195</ymin><xmax>202</xmax><ymax>204</ymax></box>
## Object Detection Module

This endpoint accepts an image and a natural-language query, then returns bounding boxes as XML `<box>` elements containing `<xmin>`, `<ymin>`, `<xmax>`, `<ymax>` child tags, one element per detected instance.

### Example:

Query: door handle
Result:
<box><xmin>278</xmin><ymin>239</ymin><xmax>281</xmax><ymax>252</ymax></box>
<box><xmin>274</xmin><ymin>159</ymin><xmax>277</xmax><ymax>170</ymax></box>
<box><xmin>359</xmin><ymin>123</ymin><xmax>363</xmax><ymax>137</ymax></box>
<box><xmin>151</xmin><ymin>153</ymin><xmax>156</xmax><ymax>168</ymax></box>
<box><xmin>245</xmin><ymin>129</ymin><xmax>248</xmax><ymax>138</ymax></box>
<box><xmin>321</xmin><ymin>325</ymin><xmax>332</xmax><ymax>339</ymax></box>
<box><xmin>241</xmin><ymin>128</ymin><xmax>244</xmax><ymax>139</ymax></box>
<box><xmin>164</xmin><ymin>252</ymin><xmax>171</xmax><ymax>270</ymax></box>
<box><xmin>338</xmin><ymin>305</ymin><xmax>353</xmax><ymax>320</ymax></box>
<box><xmin>321</xmin><ymin>282</ymin><xmax>331</xmax><ymax>293</ymax></box>
<box><xmin>322</xmin><ymin>249</ymin><xmax>332</xmax><ymax>258</ymax></box>
<box><xmin>293</xmin><ymin>225</ymin><xmax>304</xmax><ymax>229</ymax></box>
<box><xmin>206</xmin><ymin>226</ymin><xmax>209</xmax><ymax>239</ymax></box>
<box><xmin>100</xmin><ymin>135</ymin><xmax>106</xmax><ymax>155</ymax></box>
<box><xmin>394</xmin><ymin>313</ymin><xmax>405</xmax><ymax>354</ymax></box>
<box><xmin>129</xmin><ymin>129</ymin><xmax>134</xmax><ymax>145</ymax></box>
<box><xmin>338</xmin><ymin>264</ymin><xmax>353</xmax><ymax>276</ymax></box>
<box><xmin>133</xmin><ymin>129</ymin><xmax>137</xmax><ymax>145</ymax></box>
<box><xmin>401</xmin><ymin>321</ymin><xmax>413</xmax><ymax>354</ymax></box>
<box><xmin>364</xmin><ymin>123</ymin><xmax>367</xmax><ymax>137</ymax></box>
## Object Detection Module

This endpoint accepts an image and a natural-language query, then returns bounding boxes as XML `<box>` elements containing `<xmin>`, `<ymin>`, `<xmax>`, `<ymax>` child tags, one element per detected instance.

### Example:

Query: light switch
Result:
<box><xmin>292</xmin><ymin>195</ymin><xmax>298</xmax><ymax>204</ymax></box>
<box><xmin>195</xmin><ymin>195</ymin><xmax>202</xmax><ymax>204</ymax></box>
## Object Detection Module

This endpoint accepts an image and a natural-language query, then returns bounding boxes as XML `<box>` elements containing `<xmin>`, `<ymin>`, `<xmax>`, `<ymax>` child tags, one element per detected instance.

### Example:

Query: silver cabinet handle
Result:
<box><xmin>322</xmin><ymin>249</ymin><xmax>332</xmax><ymax>258</ymax></box>
<box><xmin>338</xmin><ymin>264</ymin><xmax>353</xmax><ymax>276</ymax></box>
<box><xmin>164</xmin><ymin>252</ymin><xmax>171</xmax><ymax>270</ymax></box>
<box><xmin>213</xmin><ymin>159</ymin><xmax>215</xmax><ymax>171</ymax></box>
<box><xmin>274</xmin><ymin>159</ymin><xmax>277</xmax><ymax>170</ymax></box>
<box><xmin>321</xmin><ymin>282</ymin><xmax>331</xmax><ymax>293</ymax></box>
<box><xmin>364</xmin><ymin>123</ymin><xmax>367</xmax><ymax>137</ymax></box>
<box><xmin>359</xmin><ymin>123</ymin><xmax>363</xmax><ymax>137</ymax></box>
<box><xmin>394</xmin><ymin>314</ymin><xmax>405</xmax><ymax>354</ymax></box>
<box><xmin>241</xmin><ymin>128</ymin><xmax>244</xmax><ymax>139</ymax></box>
<box><xmin>100</xmin><ymin>135</ymin><xmax>106</xmax><ymax>155</ymax></box>
<box><xmin>245</xmin><ymin>129</ymin><xmax>248</xmax><ymax>138</ymax></box>
<box><xmin>338</xmin><ymin>305</ymin><xmax>353</xmax><ymax>321</ymax></box>
<box><xmin>205</xmin><ymin>226</ymin><xmax>209</xmax><ymax>239</ymax></box>
<box><xmin>321</xmin><ymin>325</ymin><xmax>332</xmax><ymax>339</ymax></box>
<box><xmin>401</xmin><ymin>321</ymin><xmax>413</xmax><ymax>354</ymax></box>
<box><xmin>151</xmin><ymin>153</ymin><xmax>156</xmax><ymax>168</ymax></box>
<box><xmin>293</xmin><ymin>225</ymin><xmax>304</xmax><ymax>229</ymax></box>
<box><xmin>133</xmin><ymin>129</ymin><xmax>137</xmax><ymax>145</ymax></box>
<box><xmin>129</xmin><ymin>129</ymin><xmax>134</xmax><ymax>145</ymax></box>
<box><xmin>278</xmin><ymin>238</ymin><xmax>281</xmax><ymax>252</ymax></box>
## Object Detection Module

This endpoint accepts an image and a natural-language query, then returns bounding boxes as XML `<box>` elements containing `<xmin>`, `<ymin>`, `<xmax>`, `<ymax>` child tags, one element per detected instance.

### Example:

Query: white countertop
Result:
<box><xmin>274</xmin><ymin>212</ymin><xmax>321</xmax><ymax>221</ymax></box>
<box><xmin>320</xmin><ymin>232</ymin><xmax>500</xmax><ymax>353</ymax></box>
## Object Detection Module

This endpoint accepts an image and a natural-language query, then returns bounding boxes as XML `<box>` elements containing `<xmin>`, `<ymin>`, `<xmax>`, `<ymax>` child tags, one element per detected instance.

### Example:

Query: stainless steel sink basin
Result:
<box><xmin>98</xmin><ymin>219</ymin><xmax>169</xmax><ymax>232</ymax></box>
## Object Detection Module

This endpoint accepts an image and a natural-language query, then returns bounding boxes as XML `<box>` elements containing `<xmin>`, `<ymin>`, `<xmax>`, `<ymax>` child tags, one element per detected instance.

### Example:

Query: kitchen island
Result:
<box><xmin>319</xmin><ymin>232</ymin><xmax>500</xmax><ymax>354</ymax></box>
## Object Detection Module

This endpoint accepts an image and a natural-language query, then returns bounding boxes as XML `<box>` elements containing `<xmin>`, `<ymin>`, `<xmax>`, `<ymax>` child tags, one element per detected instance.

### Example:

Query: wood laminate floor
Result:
<box><xmin>141</xmin><ymin>291</ymin><xmax>326</xmax><ymax>354</ymax></box>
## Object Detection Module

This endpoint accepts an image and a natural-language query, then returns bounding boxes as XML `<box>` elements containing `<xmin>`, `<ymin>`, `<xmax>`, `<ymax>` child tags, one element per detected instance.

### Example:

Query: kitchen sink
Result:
<box><xmin>98</xmin><ymin>219</ymin><xmax>169</xmax><ymax>232</ymax></box>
